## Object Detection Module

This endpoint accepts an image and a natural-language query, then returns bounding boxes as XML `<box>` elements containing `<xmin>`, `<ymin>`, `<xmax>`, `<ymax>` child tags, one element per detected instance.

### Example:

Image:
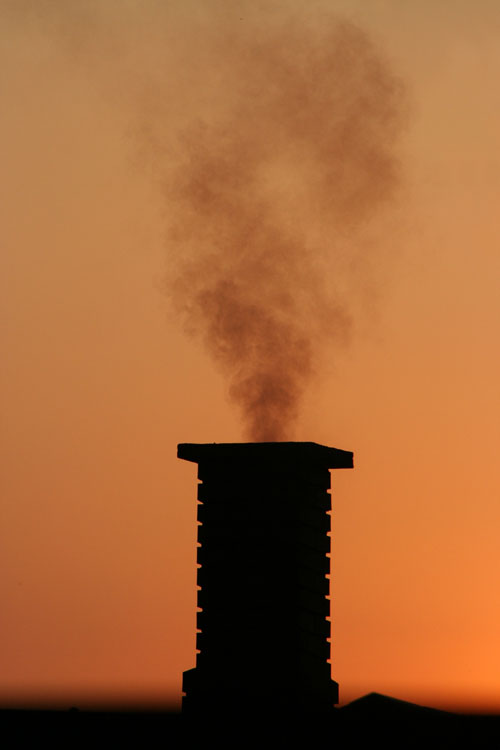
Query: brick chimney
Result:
<box><xmin>178</xmin><ymin>441</ymin><xmax>353</xmax><ymax>714</ymax></box>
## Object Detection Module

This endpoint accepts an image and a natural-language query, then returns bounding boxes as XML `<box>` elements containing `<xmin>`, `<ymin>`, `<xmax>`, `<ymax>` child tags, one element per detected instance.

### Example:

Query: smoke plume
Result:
<box><xmin>166</xmin><ymin>18</ymin><xmax>407</xmax><ymax>440</ymax></box>
<box><xmin>3</xmin><ymin>2</ymin><xmax>407</xmax><ymax>440</ymax></box>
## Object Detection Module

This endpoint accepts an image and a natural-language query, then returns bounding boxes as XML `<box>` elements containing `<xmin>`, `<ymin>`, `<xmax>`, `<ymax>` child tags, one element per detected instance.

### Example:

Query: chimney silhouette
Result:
<box><xmin>178</xmin><ymin>441</ymin><xmax>353</xmax><ymax>714</ymax></box>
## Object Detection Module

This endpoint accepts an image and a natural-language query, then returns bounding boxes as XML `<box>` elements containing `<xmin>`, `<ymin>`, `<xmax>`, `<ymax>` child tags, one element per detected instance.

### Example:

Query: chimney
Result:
<box><xmin>178</xmin><ymin>441</ymin><xmax>353</xmax><ymax>715</ymax></box>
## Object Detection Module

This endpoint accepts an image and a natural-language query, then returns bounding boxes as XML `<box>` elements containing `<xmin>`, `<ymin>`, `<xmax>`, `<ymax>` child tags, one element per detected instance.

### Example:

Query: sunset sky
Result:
<box><xmin>2</xmin><ymin>0</ymin><xmax>500</xmax><ymax>712</ymax></box>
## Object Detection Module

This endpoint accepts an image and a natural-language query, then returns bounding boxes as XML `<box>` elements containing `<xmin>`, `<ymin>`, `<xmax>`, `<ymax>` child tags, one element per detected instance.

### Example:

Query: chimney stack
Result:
<box><xmin>178</xmin><ymin>441</ymin><xmax>353</xmax><ymax>715</ymax></box>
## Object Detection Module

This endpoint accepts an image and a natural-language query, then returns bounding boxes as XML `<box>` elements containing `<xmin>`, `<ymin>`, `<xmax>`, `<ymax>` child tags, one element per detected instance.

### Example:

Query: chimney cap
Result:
<box><xmin>177</xmin><ymin>441</ymin><xmax>353</xmax><ymax>469</ymax></box>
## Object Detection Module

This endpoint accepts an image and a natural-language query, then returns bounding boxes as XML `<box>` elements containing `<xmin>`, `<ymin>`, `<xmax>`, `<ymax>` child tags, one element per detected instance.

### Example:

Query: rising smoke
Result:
<box><xmin>166</xmin><ymin>17</ymin><xmax>407</xmax><ymax>440</ymax></box>
<box><xmin>3</xmin><ymin>2</ymin><xmax>407</xmax><ymax>440</ymax></box>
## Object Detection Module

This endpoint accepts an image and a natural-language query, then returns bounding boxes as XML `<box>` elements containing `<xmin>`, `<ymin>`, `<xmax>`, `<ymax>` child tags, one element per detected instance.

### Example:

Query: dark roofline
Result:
<box><xmin>177</xmin><ymin>442</ymin><xmax>353</xmax><ymax>469</ymax></box>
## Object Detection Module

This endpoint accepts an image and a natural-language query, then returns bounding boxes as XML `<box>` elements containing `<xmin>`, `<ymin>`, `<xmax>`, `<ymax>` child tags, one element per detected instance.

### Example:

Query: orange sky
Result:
<box><xmin>2</xmin><ymin>0</ymin><xmax>500</xmax><ymax>712</ymax></box>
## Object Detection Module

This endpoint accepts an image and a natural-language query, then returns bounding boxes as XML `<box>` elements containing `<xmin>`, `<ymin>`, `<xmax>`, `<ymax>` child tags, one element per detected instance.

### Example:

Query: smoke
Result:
<box><xmin>165</xmin><ymin>17</ymin><xmax>407</xmax><ymax>440</ymax></box>
<box><xmin>3</xmin><ymin>2</ymin><xmax>408</xmax><ymax>440</ymax></box>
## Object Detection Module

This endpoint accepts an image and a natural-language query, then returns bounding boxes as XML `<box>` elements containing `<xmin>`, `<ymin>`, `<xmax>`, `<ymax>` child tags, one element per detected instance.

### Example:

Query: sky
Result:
<box><xmin>2</xmin><ymin>0</ymin><xmax>500</xmax><ymax>712</ymax></box>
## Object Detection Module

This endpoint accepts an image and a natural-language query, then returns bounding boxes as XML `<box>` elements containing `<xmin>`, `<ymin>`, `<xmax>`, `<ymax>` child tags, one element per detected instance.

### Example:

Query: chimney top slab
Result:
<box><xmin>177</xmin><ymin>442</ymin><xmax>353</xmax><ymax>469</ymax></box>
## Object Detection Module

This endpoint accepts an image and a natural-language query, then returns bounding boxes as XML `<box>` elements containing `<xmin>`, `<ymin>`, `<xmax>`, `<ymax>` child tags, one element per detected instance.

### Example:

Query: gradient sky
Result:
<box><xmin>2</xmin><ymin>0</ymin><xmax>500</xmax><ymax>711</ymax></box>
